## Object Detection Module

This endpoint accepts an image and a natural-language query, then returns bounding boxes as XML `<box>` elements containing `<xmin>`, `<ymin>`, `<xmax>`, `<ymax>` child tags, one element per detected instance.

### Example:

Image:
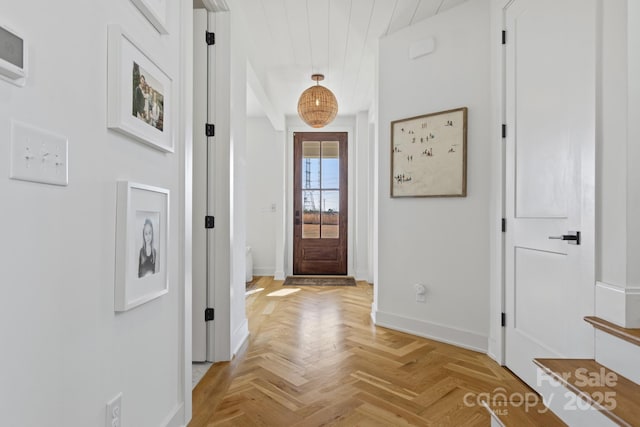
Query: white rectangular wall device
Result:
<box><xmin>409</xmin><ymin>37</ymin><xmax>436</xmax><ymax>60</ymax></box>
<box><xmin>0</xmin><ymin>23</ymin><xmax>27</xmax><ymax>86</ymax></box>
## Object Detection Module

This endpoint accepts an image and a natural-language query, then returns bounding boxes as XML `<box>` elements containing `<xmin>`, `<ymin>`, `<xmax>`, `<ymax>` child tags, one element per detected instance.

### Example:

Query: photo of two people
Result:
<box><xmin>132</xmin><ymin>62</ymin><xmax>164</xmax><ymax>131</ymax></box>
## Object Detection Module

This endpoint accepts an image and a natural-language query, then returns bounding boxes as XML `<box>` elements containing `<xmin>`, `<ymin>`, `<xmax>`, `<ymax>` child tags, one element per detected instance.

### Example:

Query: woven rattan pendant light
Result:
<box><xmin>297</xmin><ymin>74</ymin><xmax>338</xmax><ymax>128</ymax></box>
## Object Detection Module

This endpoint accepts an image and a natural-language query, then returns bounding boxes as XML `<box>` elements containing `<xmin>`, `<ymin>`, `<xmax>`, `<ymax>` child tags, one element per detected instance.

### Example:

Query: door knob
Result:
<box><xmin>548</xmin><ymin>231</ymin><xmax>580</xmax><ymax>245</ymax></box>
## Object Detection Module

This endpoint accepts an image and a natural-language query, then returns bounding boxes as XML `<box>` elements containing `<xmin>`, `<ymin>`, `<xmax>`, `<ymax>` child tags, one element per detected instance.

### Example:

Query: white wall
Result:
<box><xmin>598</xmin><ymin>0</ymin><xmax>628</xmax><ymax>287</ymax></box>
<box><xmin>246</xmin><ymin>117</ymin><xmax>283</xmax><ymax>276</ymax></box>
<box><xmin>368</xmin><ymin>120</ymin><xmax>376</xmax><ymax>283</ymax></box>
<box><xmin>248</xmin><ymin>113</ymin><xmax>368</xmax><ymax>281</ymax></box>
<box><xmin>376</xmin><ymin>0</ymin><xmax>491</xmax><ymax>351</ymax></box>
<box><xmin>355</xmin><ymin>111</ymin><xmax>372</xmax><ymax>281</ymax></box>
<box><xmin>595</xmin><ymin>0</ymin><xmax>640</xmax><ymax>327</ymax></box>
<box><xmin>627</xmin><ymin>0</ymin><xmax>640</xmax><ymax>287</ymax></box>
<box><xmin>0</xmin><ymin>0</ymin><xmax>186</xmax><ymax>425</ymax></box>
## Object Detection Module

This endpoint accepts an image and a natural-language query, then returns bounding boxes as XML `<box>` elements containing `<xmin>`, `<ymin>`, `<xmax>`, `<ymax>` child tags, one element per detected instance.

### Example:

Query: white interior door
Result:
<box><xmin>504</xmin><ymin>0</ymin><xmax>596</xmax><ymax>388</ymax></box>
<box><xmin>192</xmin><ymin>9</ymin><xmax>215</xmax><ymax>362</ymax></box>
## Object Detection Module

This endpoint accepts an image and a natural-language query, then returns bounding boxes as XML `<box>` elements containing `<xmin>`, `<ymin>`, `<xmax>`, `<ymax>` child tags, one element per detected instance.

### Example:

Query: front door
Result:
<box><xmin>293</xmin><ymin>132</ymin><xmax>348</xmax><ymax>275</ymax></box>
<box><xmin>504</xmin><ymin>0</ymin><xmax>595</xmax><ymax>388</ymax></box>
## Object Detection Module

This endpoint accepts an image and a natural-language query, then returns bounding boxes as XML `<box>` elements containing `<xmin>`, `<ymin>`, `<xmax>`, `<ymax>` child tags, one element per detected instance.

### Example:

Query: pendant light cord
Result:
<box><xmin>306</xmin><ymin>0</ymin><xmax>314</xmax><ymax>76</ymax></box>
<box><xmin>327</xmin><ymin>0</ymin><xmax>330</xmax><ymax>80</ymax></box>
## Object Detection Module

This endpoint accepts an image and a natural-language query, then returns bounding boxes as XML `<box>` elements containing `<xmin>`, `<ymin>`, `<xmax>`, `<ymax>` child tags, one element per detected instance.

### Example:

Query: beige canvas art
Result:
<box><xmin>391</xmin><ymin>107</ymin><xmax>467</xmax><ymax>197</ymax></box>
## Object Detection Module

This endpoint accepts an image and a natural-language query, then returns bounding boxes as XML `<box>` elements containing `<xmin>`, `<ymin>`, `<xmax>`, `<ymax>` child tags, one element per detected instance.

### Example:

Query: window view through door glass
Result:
<box><xmin>302</xmin><ymin>140</ymin><xmax>340</xmax><ymax>239</ymax></box>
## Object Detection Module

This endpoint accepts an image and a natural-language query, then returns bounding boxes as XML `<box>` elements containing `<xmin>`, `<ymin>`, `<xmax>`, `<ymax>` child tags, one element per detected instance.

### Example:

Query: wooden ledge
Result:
<box><xmin>482</xmin><ymin>399</ymin><xmax>566</xmax><ymax>426</ymax></box>
<box><xmin>534</xmin><ymin>358</ymin><xmax>640</xmax><ymax>427</ymax></box>
<box><xmin>584</xmin><ymin>316</ymin><xmax>640</xmax><ymax>347</ymax></box>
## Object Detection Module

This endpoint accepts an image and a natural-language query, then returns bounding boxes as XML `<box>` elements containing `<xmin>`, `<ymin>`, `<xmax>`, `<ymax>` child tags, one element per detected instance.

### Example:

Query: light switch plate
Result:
<box><xmin>10</xmin><ymin>120</ymin><xmax>68</xmax><ymax>186</ymax></box>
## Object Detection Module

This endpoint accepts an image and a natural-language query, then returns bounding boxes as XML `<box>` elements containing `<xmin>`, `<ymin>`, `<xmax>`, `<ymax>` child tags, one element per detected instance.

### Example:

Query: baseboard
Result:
<box><xmin>487</xmin><ymin>337</ymin><xmax>500</xmax><ymax>364</ymax></box>
<box><xmin>374</xmin><ymin>310</ymin><xmax>488</xmax><ymax>353</ymax></box>
<box><xmin>595</xmin><ymin>329</ymin><xmax>640</xmax><ymax>384</ymax></box>
<box><xmin>253</xmin><ymin>267</ymin><xmax>274</xmax><ymax>276</ymax></box>
<box><xmin>274</xmin><ymin>270</ymin><xmax>285</xmax><ymax>280</ymax></box>
<box><xmin>355</xmin><ymin>269</ymin><xmax>369</xmax><ymax>281</ymax></box>
<box><xmin>595</xmin><ymin>281</ymin><xmax>640</xmax><ymax>328</ymax></box>
<box><xmin>161</xmin><ymin>402</ymin><xmax>185</xmax><ymax>427</ymax></box>
<box><xmin>231</xmin><ymin>318</ymin><xmax>249</xmax><ymax>356</ymax></box>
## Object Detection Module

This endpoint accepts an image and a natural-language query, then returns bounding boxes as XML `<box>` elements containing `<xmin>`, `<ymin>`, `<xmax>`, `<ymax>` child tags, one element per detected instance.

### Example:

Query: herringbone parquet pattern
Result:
<box><xmin>191</xmin><ymin>277</ymin><xmax>535</xmax><ymax>426</ymax></box>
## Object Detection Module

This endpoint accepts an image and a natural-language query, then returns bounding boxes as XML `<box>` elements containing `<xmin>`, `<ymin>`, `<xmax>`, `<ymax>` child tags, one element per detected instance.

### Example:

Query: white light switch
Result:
<box><xmin>10</xmin><ymin>120</ymin><xmax>68</xmax><ymax>186</ymax></box>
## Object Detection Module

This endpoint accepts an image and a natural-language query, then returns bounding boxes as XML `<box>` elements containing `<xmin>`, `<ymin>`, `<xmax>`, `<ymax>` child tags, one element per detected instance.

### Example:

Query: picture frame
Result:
<box><xmin>115</xmin><ymin>181</ymin><xmax>170</xmax><ymax>312</ymax></box>
<box><xmin>130</xmin><ymin>0</ymin><xmax>169</xmax><ymax>35</ymax></box>
<box><xmin>107</xmin><ymin>24</ymin><xmax>174</xmax><ymax>153</ymax></box>
<box><xmin>390</xmin><ymin>107</ymin><xmax>467</xmax><ymax>197</ymax></box>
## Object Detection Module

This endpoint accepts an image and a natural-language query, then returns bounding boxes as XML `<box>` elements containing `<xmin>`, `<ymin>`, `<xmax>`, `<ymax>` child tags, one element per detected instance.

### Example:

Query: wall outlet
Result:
<box><xmin>414</xmin><ymin>283</ymin><xmax>427</xmax><ymax>303</ymax></box>
<box><xmin>106</xmin><ymin>393</ymin><xmax>122</xmax><ymax>427</ymax></box>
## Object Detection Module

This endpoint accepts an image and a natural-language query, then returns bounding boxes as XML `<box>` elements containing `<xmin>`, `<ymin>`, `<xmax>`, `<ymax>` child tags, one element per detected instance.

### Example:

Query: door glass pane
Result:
<box><xmin>302</xmin><ymin>190</ymin><xmax>320</xmax><ymax>239</ymax></box>
<box><xmin>321</xmin><ymin>141</ymin><xmax>339</xmax><ymax>189</ymax></box>
<box><xmin>302</xmin><ymin>141</ymin><xmax>320</xmax><ymax>189</ymax></box>
<box><xmin>301</xmin><ymin>139</ymin><xmax>341</xmax><ymax>239</ymax></box>
<box><xmin>321</xmin><ymin>190</ymin><xmax>339</xmax><ymax>239</ymax></box>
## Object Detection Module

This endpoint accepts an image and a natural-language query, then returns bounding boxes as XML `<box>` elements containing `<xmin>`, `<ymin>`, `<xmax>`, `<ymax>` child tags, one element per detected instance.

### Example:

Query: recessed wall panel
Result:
<box><xmin>514</xmin><ymin>247</ymin><xmax>569</xmax><ymax>354</ymax></box>
<box><xmin>514</xmin><ymin>8</ymin><xmax>571</xmax><ymax>218</ymax></box>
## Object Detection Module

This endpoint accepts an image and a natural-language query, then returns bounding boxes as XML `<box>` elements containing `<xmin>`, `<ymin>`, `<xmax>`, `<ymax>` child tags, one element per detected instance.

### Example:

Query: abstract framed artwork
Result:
<box><xmin>390</xmin><ymin>107</ymin><xmax>467</xmax><ymax>197</ymax></box>
<box><xmin>130</xmin><ymin>0</ymin><xmax>169</xmax><ymax>35</ymax></box>
<box><xmin>115</xmin><ymin>181</ymin><xmax>170</xmax><ymax>312</ymax></box>
<box><xmin>107</xmin><ymin>24</ymin><xmax>174</xmax><ymax>153</ymax></box>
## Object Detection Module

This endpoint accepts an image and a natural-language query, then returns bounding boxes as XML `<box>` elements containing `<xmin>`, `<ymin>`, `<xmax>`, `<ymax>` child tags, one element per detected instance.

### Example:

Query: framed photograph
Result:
<box><xmin>115</xmin><ymin>181</ymin><xmax>170</xmax><ymax>311</ymax></box>
<box><xmin>390</xmin><ymin>107</ymin><xmax>467</xmax><ymax>197</ymax></box>
<box><xmin>107</xmin><ymin>24</ymin><xmax>174</xmax><ymax>153</ymax></box>
<box><xmin>130</xmin><ymin>0</ymin><xmax>169</xmax><ymax>35</ymax></box>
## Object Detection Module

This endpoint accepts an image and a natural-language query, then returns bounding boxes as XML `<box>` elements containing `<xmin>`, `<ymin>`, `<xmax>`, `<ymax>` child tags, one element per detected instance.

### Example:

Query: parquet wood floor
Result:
<box><xmin>191</xmin><ymin>277</ymin><xmax>538</xmax><ymax>426</ymax></box>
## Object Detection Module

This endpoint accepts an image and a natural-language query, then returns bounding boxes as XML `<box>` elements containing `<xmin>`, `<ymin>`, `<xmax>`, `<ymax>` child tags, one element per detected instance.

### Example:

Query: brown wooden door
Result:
<box><xmin>293</xmin><ymin>132</ymin><xmax>348</xmax><ymax>275</ymax></box>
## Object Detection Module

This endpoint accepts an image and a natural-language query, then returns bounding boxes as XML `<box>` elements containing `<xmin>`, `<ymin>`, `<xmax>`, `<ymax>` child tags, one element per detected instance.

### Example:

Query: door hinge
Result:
<box><xmin>502</xmin><ymin>124</ymin><xmax>506</xmax><ymax>138</ymax></box>
<box><xmin>501</xmin><ymin>312</ymin><xmax>506</xmax><ymax>327</ymax></box>
<box><xmin>205</xmin><ymin>308</ymin><xmax>215</xmax><ymax>321</ymax></box>
<box><xmin>502</xmin><ymin>30</ymin><xmax>506</xmax><ymax>45</ymax></box>
<box><xmin>205</xmin><ymin>215</ymin><xmax>215</xmax><ymax>229</ymax></box>
<box><xmin>206</xmin><ymin>123</ymin><xmax>215</xmax><ymax>137</ymax></box>
<box><xmin>206</xmin><ymin>31</ymin><xmax>215</xmax><ymax>46</ymax></box>
<box><xmin>501</xmin><ymin>218</ymin><xmax>506</xmax><ymax>233</ymax></box>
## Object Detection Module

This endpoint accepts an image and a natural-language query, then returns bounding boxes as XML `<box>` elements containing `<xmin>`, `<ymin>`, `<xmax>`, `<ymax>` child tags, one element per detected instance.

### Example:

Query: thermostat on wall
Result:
<box><xmin>0</xmin><ymin>24</ymin><xmax>27</xmax><ymax>86</ymax></box>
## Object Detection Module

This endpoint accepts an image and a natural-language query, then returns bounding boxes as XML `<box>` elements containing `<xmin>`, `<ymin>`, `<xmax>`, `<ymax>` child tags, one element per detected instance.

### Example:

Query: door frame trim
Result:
<box><xmin>286</xmin><ymin>121</ymin><xmax>355</xmax><ymax>277</ymax></box>
<box><xmin>293</xmin><ymin>131</ymin><xmax>349</xmax><ymax>275</ymax></box>
<box><xmin>488</xmin><ymin>0</ymin><xmax>515</xmax><ymax>366</ymax></box>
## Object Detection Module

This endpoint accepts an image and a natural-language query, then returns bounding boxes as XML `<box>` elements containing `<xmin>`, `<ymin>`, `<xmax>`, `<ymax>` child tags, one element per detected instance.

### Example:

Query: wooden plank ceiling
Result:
<box><xmin>239</xmin><ymin>0</ymin><xmax>470</xmax><ymax>117</ymax></box>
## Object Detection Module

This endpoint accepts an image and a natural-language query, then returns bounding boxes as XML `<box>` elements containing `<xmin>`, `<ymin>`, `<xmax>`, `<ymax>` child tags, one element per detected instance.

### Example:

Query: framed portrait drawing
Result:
<box><xmin>107</xmin><ymin>24</ymin><xmax>174</xmax><ymax>153</ymax></box>
<box><xmin>390</xmin><ymin>107</ymin><xmax>467</xmax><ymax>197</ymax></box>
<box><xmin>130</xmin><ymin>0</ymin><xmax>169</xmax><ymax>35</ymax></box>
<box><xmin>115</xmin><ymin>181</ymin><xmax>170</xmax><ymax>312</ymax></box>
